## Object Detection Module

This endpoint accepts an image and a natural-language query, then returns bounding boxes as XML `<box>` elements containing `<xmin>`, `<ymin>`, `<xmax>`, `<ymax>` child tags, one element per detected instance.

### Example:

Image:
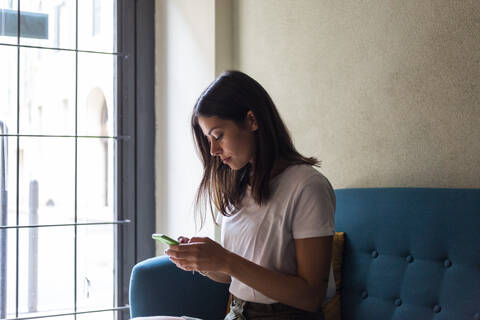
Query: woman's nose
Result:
<box><xmin>210</xmin><ymin>139</ymin><xmax>222</xmax><ymax>156</ymax></box>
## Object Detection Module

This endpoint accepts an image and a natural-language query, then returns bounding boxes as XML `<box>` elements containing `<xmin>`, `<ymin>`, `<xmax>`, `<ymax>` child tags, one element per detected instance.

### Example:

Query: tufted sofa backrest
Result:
<box><xmin>334</xmin><ymin>188</ymin><xmax>480</xmax><ymax>320</ymax></box>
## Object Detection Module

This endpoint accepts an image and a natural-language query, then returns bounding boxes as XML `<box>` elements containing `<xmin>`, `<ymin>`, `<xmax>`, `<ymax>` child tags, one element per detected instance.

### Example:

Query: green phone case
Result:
<box><xmin>152</xmin><ymin>233</ymin><xmax>180</xmax><ymax>245</ymax></box>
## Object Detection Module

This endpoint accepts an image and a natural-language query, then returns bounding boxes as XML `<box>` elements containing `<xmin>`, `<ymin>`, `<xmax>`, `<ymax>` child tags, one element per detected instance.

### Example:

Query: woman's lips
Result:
<box><xmin>222</xmin><ymin>157</ymin><xmax>231</xmax><ymax>163</ymax></box>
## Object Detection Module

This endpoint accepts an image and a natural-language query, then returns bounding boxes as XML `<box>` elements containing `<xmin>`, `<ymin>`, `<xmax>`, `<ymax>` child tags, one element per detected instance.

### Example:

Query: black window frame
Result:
<box><xmin>117</xmin><ymin>0</ymin><xmax>155</xmax><ymax>319</ymax></box>
<box><xmin>0</xmin><ymin>0</ymin><xmax>155</xmax><ymax>318</ymax></box>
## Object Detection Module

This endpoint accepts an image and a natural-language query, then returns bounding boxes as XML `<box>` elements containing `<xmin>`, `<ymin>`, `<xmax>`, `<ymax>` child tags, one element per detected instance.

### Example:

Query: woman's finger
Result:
<box><xmin>167</xmin><ymin>242</ymin><xmax>202</xmax><ymax>255</ymax></box>
<box><xmin>169</xmin><ymin>257</ymin><xmax>195</xmax><ymax>271</ymax></box>
<box><xmin>178</xmin><ymin>236</ymin><xmax>190</xmax><ymax>244</ymax></box>
<box><xmin>166</xmin><ymin>249</ymin><xmax>190</xmax><ymax>259</ymax></box>
<box><xmin>174</xmin><ymin>263</ymin><xmax>191</xmax><ymax>272</ymax></box>
<box><xmin>169</xmin><ymin>256</ymin><xmax>189</xmax><ymax>266</ymax></box>
<box><xmin>189</xmin><ymin>236</ymin><xmax>209</xmax><ymax>243</ymax></box>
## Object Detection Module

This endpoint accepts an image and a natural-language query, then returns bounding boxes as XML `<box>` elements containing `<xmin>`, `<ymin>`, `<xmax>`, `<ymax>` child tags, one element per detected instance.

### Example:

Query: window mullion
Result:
<box><xmin>15</xmin><ymin>0</ymin><xmax>21</xmax><ymax>318</ymax></box>
<box><xmin>0</xmin><ymin>42</ymin><xmax>126</xmax><ymax>55</ymax></box>
<box><xmin>0</xmin><ymin>220</ymin><xmax>131</xmax><ymax>229</ymax></box>
<box><xmin>74</xmin><ymin>0</ymin><xmax>79</xmax><ymax>318</ymax></box>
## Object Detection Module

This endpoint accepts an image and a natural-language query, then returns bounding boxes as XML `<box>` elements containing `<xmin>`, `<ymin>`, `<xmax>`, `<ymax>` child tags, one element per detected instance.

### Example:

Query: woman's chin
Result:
<box><xmin>231</xmin><ymin>162</ymin><xmax>251</xmax><ymax>171</ymax></box>
<box><xmin>227</xmin><ymin>162</ymin><xmax>242</xmax><ymax>170</ymax></box>
<box><xmin>223</xmin><ymin>159</ymin><xmax>251</xmax><ymax>171</ymax></box>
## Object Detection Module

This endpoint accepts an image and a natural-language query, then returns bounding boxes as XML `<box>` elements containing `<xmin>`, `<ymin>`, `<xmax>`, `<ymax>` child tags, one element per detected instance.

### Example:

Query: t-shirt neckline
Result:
<box><xmin>246</xmin><ymin>164</ymin><xmax>296</xmax><ymax>189</ymax></box>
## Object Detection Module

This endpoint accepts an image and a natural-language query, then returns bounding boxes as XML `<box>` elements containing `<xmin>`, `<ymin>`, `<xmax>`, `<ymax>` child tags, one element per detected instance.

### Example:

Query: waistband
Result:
<box><xmin>231</xmin><ymin>294</ymin><xmax>305</xmax><ymax>313</ymax></box>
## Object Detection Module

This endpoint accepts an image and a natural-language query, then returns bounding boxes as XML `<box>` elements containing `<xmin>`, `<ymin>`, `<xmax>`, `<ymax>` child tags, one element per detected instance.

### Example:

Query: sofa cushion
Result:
<box><xmin>332</xmin><ymin>232</ymin><xmax>345</xmax><ymax>292</ymax></box>
<box><xmin>129</xmin><ymin>256</ymin><xmax>230</xmax><ymax>319</ymax></box>
<box><xmin>334</xmin><ymin>188</ymin><xmax>480</xmax><ymax>320</ymax></box>
<box><xmin>323</xmin><ymin>294</ymin><xmax>342</xmax><ymax>320</ymax></box>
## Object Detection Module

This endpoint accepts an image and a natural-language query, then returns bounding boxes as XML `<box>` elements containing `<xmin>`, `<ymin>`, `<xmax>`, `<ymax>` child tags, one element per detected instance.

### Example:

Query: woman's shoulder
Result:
<box><xmin>281</xmin><ymin>164</ymin><xmax>336</xmax><ymax>209</ymax></box>
<box><xmin>274</xmin><ymin>163</ymin><xmax>332</xmax><ymax>190</ymax></box>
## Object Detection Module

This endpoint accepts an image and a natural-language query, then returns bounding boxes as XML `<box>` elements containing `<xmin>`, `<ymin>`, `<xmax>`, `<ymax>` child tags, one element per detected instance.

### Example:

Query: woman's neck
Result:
<box><xmin>248</xmin><ymin>159</ymin><xmax>289</xmax><ymax>185</ymax></box>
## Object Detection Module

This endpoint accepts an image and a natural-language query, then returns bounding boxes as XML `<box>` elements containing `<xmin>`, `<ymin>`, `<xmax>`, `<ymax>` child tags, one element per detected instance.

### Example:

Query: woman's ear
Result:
<box><xmin>246</xmin><ymin>110</ymin><xmax>258</xmax><ymax>131</ymax></box>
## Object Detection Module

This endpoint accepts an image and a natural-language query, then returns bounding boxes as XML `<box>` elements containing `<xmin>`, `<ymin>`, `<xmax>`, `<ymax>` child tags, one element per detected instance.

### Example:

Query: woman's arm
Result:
<box><xmin>166</xmin><ymin>236</ymin><xmax>332</xmax><ymax>312</ymax></box>
<box><xmin>225</xmin><ymin>236</ymin><xmax>332</xmax><ymax>312</ymax></box>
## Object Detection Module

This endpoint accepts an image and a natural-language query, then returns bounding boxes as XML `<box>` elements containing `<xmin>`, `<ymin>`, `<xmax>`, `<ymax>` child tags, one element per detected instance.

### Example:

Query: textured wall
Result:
<box><xmin>233</xmin><ymin>0</ymin><xmax>480</xmax><ymax>188</ymax></box>
<box><xmin>155</xmin><ymin>0</ymin><xmax>217</xmax><ymax>254</ymax></box>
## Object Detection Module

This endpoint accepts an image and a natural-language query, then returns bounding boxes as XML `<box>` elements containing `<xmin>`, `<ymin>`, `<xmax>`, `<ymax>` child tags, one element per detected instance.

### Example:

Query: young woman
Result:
<box><xmin>143</xmin><ymin>70</ymin><xmax>336</xmax><ymax>320</ymax></box>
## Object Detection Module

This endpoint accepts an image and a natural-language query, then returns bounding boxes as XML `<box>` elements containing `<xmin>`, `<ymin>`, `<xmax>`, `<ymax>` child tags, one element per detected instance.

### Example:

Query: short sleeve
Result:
<box><xmin>292</xmin><ymin>174</ymin><xmax>336</xmax><ymax>239</ymax></box>
<box><xmin>215</xmin><ymin>212</ymin><xmax>223</xmax><ymax>225</ymax></box>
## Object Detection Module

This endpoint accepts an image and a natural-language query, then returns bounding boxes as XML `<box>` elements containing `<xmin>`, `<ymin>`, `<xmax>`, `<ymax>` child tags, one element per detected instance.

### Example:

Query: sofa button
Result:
<box><xmin>371</xmin><ymin>250</ymin><xmax>379</xmax><ymax>258</ymax></box>
<box><xmin>444</xmin><ymin>259</ymin><xmax>452</xmax><ymax>268</ymax></box>
<box><xmin>433</xmin><ymin>305</ymin><xmax>441</xmax><ymax>313</ymax></box>
<box><xmin>473</xmin><ymin>312</ymin><xmax>480</xmax><ymax>320</ymax></box>
<box><xmin>361</xmin><ymin>291</ymin><xmax>368</xmax><ymax>299</ymax></box>
<box><xmin>394</xmin><ymin>298</ymin><xmax>402</xmax><ymax>306</ymax></box>
<box><xmin>406</xmin><ymin>255</ymin><xmax>414</xmax><ymax>263</ymax></box>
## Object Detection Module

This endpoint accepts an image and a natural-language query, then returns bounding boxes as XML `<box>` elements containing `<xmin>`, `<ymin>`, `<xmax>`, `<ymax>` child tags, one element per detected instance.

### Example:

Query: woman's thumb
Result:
<box><xmin>177</xmin><ymin>236</ymin><xmax>190</xmax><ymax>244</ymax></box>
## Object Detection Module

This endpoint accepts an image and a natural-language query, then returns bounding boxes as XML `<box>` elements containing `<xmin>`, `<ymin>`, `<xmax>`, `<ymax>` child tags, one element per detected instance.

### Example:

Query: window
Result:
<box><xmin>0</xmin><ymin>1</ymin><xmax>154</xmax><ymax>319</ymax></box>
<box><xmin>92</xmin><ymin>0</ymin><xmax>101</xmax><ymax>37</ymax></box>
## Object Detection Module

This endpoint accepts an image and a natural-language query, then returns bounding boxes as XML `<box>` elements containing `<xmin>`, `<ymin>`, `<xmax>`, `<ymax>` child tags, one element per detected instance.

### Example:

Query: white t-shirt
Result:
<box><xmin>220</xmin><ymin>164</ymin><xmax>336</xmax><ymax>304</ymax></box>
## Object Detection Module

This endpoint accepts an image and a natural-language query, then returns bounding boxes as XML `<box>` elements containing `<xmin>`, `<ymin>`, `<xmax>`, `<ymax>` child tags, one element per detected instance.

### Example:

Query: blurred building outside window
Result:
<box><xmin>0</xmin><ymin>0</ymin><xmax>121</xmax><ymax>319</ymax></box>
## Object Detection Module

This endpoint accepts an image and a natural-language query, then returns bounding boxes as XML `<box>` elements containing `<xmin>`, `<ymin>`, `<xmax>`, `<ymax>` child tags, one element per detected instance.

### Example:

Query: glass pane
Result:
<box><xmin>0</xmin><ymin>45</ymin><xmax>18</xmax><ymax>134</ymax></box>
<box><xmin>0</xmin><ymin>228</ymin><xmax>17</xmax><ymax>319</ymax></box>
<box><xmin>77</xmin><ymin>224</ymin><xmax>115</xmax><ymax>311</ymax></box>
<box><xmin>19</xmin><ymin>0</ymin><xmax>76</xmax><ymax>50</ymax></box>
<box><xmin>19</xmin><ymin>137</ymin><xmax>75</xmax><ymax>226</ymax></box>
<box><xmin>77</xmin><ymin>138</ymin><xmax>115</xmax><ymax>222</ymax></box>
<box><xmin>0</xmin><ymin>137</ymin><xmax>18</xmax><ymax>319</ymax></box>
<box><xmin>18</xmin><ymin>227</ymin><xmax>74</xmax><ymax>315</ymax></box>
<box><xmin>0</xmin><ymin>0</ymin><xmax>18</xmax><ymax>45</ymax></box>
<box><xmin>77</xmin><ymin>52</ymin><xmax>115</xmax><ymax>137</ymax></box>
<box><xmin>19</xmin><ymin>48</ymin><xmax>75</xmax><ymax>136</ymax></box>
<box><xmin>1</xmin><ymin>135</ymin><xmax>17</xmax><ymax>225</ymax></box>
<box><xmin>78</xmin><ymin>0</ymin><xmax>116</xmax><ymax>53</ymax></box>
<box><xmin>77</xmin><ymin>310</ymin><xmax>115</xmax><ymax>320</ymax></box>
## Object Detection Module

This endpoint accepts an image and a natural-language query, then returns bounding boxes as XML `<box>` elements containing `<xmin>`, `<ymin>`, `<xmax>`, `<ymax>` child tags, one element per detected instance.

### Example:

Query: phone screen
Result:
<box><xmin>152</xmin><ymin>233</ymin><xmax>180</xmax><ymax>245</ymax></box>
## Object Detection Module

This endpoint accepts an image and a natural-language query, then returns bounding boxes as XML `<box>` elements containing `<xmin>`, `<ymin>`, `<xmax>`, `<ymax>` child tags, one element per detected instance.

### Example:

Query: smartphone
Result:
<box><xmin>152</xmin><ymin>233</ymin><xmax>180</xmax><ymax>245</ymax></box>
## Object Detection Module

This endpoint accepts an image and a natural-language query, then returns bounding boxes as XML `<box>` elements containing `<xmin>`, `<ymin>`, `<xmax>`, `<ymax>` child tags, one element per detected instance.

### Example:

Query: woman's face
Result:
<box><xmin>197</xmin><ymin>112</ymin><xmax>258</xmax><ymax>170</ymax></box>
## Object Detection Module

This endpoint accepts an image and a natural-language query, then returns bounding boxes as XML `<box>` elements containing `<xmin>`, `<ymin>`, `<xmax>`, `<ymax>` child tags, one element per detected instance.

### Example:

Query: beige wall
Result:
<box><xmin>154</xmin><ymin>1</ymin><xmax>479</xmax><ymax>246</ymax></box>
<box><xmin>154</xmin><ymin>0</ymin><xmax>235</xmax><ymax>251</ymax></box>
<box><xmin>233</xmin><ymin>0</ymin><xmax>480</xmax><ymax>188</ymax></box>
<box><xmin>155</xmin><ymin>0</ymin><xmax>218</xmax><ymax>254</ymax></box>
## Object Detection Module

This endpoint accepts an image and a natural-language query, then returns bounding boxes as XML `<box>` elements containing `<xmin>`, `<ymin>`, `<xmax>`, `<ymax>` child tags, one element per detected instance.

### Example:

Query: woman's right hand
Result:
<box><xmin>171</xmin><ymin>236</ymin><xmax>231</xmax><ymax>283</ymax></box>
<box><xmin>177</xmin><ymin>236</ymin><xmax>208</xmax><ymax>276</ymax></box>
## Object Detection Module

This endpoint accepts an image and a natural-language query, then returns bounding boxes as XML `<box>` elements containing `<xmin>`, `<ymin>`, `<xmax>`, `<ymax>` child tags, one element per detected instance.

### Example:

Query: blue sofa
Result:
<box><xmin>129</xmin><ymin>188</ymin><xmax>480</xmax><ymax>319</ymax></box>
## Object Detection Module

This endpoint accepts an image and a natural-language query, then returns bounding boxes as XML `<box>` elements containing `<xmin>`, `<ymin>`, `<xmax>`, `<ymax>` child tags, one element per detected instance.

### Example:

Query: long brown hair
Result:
<box><xmin>191</xmin><ymin>70</ymin><xmax>319</xmax><ymax>230</ymax></box>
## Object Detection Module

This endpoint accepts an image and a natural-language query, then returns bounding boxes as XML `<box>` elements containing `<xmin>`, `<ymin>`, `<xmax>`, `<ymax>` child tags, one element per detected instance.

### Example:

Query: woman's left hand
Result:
<box><xmin>165</xmin><ymin>237</ymin><xmax>230</xmax><ymax>274</ymax></box>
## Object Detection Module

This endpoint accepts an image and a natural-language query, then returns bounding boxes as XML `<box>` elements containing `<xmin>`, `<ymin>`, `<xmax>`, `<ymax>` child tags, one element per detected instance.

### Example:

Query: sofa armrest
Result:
<box><xmin>129</xmin><ymin>255</ymin><xmax>230</xmax><ymax>319</ymax></box>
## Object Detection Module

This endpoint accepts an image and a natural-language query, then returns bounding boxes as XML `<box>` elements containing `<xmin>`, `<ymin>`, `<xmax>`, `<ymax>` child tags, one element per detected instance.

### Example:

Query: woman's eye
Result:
<box><xmin>215</xmin><ymin>134</ymin><xmax>223</xmax><ymax>141</ymax></box>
